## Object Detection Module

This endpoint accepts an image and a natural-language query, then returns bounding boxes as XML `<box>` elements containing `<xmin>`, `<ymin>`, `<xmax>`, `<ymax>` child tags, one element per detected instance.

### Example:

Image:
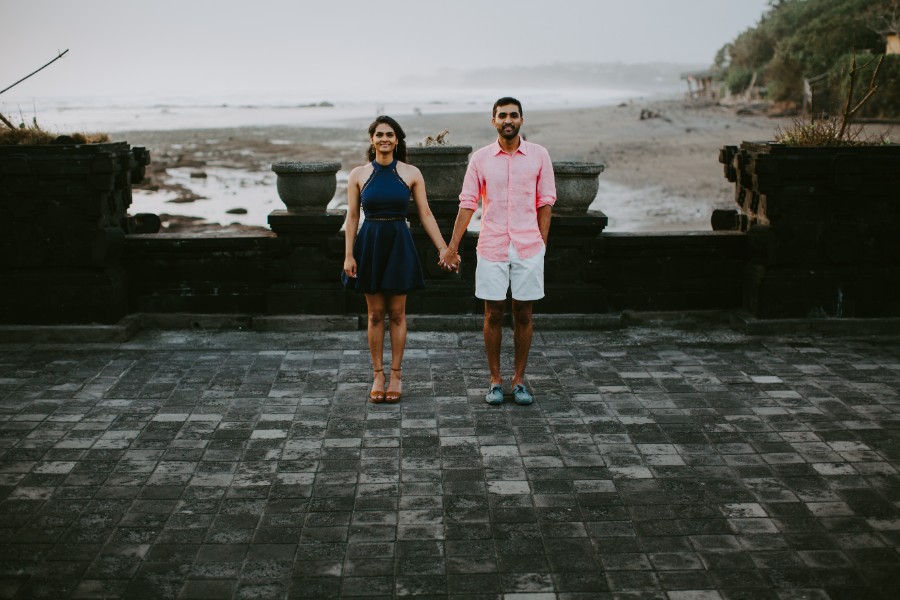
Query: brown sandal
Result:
<box><xmin>369</xmin><ymin>368</ymin><xmax>386</xmax><ymax>403</ymax></box>
<box><xmin>385</xmin><ymin>366</ymin><xmax>402</xmax><ymax>403</ymax></box>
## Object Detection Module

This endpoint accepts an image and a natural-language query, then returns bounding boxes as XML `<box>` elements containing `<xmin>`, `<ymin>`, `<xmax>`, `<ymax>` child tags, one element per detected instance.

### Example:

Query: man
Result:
<box><xmin>440</xmin><ymin>97</ymin><xmax>556</xmax><ymax>406</ymax></box>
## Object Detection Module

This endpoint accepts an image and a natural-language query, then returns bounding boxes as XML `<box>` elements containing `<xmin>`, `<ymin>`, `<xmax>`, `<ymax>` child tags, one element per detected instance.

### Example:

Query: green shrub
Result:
<box><xmin>832</xmin><ymin>52</ymin><xmax>900</xmax><ymax>118</ymax></box>
<box><xmin>724</xmin><ymin>67</ymin><xmax>757</xmax><ymax>95</ymax></box>
<box><xmin>805</xmin><ymin>53</ymin><xmax>900</xmax><ymax>118</ymax></box>
<box><xmin>773</xmin><ymin>113</ymin><xmax>888</xmax><ymax>145</ymax></box>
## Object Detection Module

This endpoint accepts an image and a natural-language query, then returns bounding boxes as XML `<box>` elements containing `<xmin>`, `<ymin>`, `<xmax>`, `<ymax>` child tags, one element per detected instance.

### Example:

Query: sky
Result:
<box><xmin>3</xmin><ymin>0</ymin><xmax>771</xmax><ymax>101</ymax></box>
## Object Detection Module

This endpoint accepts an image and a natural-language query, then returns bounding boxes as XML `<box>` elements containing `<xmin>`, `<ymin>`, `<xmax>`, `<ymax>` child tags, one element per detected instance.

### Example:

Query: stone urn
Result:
<box><xmin>271</xmin><ymin>161</ymin><xmax>340</xmax><ymax>213</ymax></box>
<box><xmin>552</xmin><ymin>161</ymin><xmax>605</xmax><ymax>215</ymax></box>
<box><xmin>406</xmin><ymin>145</ymin><xmax>472</xmax><ymax>201</ymax></box>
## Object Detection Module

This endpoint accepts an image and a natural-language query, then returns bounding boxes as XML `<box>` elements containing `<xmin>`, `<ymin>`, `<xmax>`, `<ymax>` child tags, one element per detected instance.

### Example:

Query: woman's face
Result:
<box><xmin>371</xmin><ymin>123</ymin><xmax>397</xmax><ymax>154</ymax></box>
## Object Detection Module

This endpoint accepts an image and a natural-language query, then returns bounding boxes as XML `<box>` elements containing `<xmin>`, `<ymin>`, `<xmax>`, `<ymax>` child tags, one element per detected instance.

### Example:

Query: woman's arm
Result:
<box><xmin>407</xmin><ymin>166</ymin><xmax>449</xmax><ymax>257</ymax></box>
<box><xmin>439</xmin><ymin>208</ymin><xmax>473</xmax><ymax>270</ymax></box>
<box><xmin>343</xmin><ymin>169</ymin><xmax>362</xmax><ymax>278</ymax></box>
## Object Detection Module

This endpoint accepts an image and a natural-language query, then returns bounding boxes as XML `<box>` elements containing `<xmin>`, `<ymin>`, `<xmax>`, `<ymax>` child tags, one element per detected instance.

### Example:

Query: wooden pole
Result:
<box><xmin>0</xmin><ymin>49</ymin><xmax>69</xmax><ymax>96</ymax></box>
<box><xmin>0</xmin><ymin>111</ymin><xmax>15</xmax><ymax>130</ymax></box>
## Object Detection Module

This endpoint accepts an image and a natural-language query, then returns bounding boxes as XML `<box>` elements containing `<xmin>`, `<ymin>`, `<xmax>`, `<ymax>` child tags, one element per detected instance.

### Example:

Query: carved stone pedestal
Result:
<box><xmin>266</xmin><ymin>210</ymin><xmax>347</xmax><ymax>314</ymax></box>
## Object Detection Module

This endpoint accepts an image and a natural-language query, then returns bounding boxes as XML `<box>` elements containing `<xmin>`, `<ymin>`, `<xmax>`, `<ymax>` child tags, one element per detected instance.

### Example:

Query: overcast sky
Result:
<box><xmin>3</xmin><ymin>0</ymin><xmax>771</xmax><ymax>100</ymax></box>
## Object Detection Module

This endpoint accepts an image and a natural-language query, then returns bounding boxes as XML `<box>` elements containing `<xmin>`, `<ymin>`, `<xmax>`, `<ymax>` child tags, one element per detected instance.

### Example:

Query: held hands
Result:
<box><xmin>438</xmin><ymin>246</ymin><xmax>460</xmax><ymax>272</ymax></box>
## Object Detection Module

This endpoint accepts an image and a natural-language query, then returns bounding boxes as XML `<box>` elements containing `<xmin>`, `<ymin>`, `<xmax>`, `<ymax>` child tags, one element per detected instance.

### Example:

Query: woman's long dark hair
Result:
<box><xmin>366</xmin><ymin>115</ymin><xmax>407</xmax><ymax>162</ymax></box>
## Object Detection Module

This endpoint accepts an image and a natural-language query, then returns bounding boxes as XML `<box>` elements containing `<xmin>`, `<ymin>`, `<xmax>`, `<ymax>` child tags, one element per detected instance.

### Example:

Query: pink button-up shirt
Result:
<box><xmin>459</xmin><ymin>139</ymin><xmax>556</xmax><ymax>261</ymax></box>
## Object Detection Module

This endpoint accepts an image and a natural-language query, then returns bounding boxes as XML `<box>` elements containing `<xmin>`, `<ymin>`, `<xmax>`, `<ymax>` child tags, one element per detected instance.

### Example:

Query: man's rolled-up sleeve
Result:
<box><xmin>536</xmin><ymin>150</ymin><xmax>557</xmax><ymax>208</ymax></box>
<box><xmin>458</xmin><ymin>158</ymin><xmax>482</xmax><ymax>211</ymax></box>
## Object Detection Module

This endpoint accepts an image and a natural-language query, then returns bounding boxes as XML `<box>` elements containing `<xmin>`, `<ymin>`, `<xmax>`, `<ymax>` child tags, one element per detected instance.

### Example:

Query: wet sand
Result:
<box><xmin>119</xmin><ymin>99</ymin><xmax>796</xmax><ymax>233</ymax></box>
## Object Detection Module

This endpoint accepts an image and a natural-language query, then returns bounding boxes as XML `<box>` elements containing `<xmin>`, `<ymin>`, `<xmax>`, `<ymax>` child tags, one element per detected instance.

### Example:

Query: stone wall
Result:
<box><xmin>124</xmin><ymin>233</ymin><xmax>285</xmax><ymax>314</ymax></box>
<box><xmin>721</xmin><ymin>142</ymin><xmax>900</xmax><ymax>318</ymax></box>
<box><xmin>119</xmin><ymin>227</ymin><xmax>749</xmax><ymax>317</ymax></box>
<box><xmin>0</xmin><ymin>142</ymin><xmax>149</xmax><ymax>324</ymax></box>
<box><xmin>6</xmin><ymin>139</ymin><xmax>898</xmax><ymax>325</ymax></box>
<box><xmin>590</xmin><ymin>232</ymin><xmax>748</xmax><ymax>312</ymax></box>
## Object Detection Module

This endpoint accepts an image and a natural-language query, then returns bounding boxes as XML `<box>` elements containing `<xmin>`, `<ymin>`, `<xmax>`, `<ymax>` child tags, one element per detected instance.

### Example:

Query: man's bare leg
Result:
<box><xmin>511</xmin><ymin>299</ymin><xmax>534</xmax><ymax>387</ymax></box>
<box><xmin>483</xmin><ymin>300</ymin><xmax>506</xmax><ymax>386</ymax></box>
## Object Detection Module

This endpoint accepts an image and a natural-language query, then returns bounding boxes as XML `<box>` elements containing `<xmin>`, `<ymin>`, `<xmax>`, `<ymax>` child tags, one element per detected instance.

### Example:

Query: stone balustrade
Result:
<box><xmin>5</xmin><ymin>138</ymin><xmax>898</xmax><ymax>325</ymax></box>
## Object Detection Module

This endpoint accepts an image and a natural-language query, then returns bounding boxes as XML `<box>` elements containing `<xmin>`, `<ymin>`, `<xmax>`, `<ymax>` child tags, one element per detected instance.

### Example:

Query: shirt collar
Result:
<box><xmin>492</xmin><ymin>138</ymin><xmax>528</xmax><ymax>156</ymax></box>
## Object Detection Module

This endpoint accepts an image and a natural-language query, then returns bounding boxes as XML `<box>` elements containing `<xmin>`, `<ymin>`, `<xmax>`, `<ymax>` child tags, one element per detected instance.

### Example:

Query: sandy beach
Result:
<box><xmin>118</xmin><ymin>99</ymin><xmax>797</xmax><ymax>233</ymax></box>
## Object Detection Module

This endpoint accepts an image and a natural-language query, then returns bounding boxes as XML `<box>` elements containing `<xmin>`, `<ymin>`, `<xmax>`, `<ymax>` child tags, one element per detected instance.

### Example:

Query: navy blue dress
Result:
<box><xmin>342</xmin><ymin>159</ymin><xmax>425</xmax><ymax>294</ymax></box>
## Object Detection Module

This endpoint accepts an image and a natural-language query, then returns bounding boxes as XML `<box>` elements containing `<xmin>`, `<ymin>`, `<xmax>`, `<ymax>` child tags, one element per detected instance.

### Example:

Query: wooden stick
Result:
<box><xmin>0</xmin><ymin>49</ymin><xmax>69</xmax><ymax>96</ymax></box>
<box><xmin>0</xmin><ymin>111</ymin><xmax>15</xmax><ymax>130</ymax></box>
<box><xmin>837</xmin><ymin>53</ymin><xmax>859</xmax><ymax>142</ymax></box>
<box><xmin>847</xmin><ymin>55</ymin><xmax>885</xmax><ymax>121</ymax></box>
<box><xmin>836</xmin><ymin>53</ymin><xmax>884</xmax><ymax>142</ymax></box>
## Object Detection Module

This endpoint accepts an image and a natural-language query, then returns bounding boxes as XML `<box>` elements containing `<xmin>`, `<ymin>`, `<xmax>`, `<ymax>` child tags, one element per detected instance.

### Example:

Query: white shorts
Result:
<box><xmin>475</xmin><ymin>242</ymin><xmax>546</xmax><ymax>302</ymax></box>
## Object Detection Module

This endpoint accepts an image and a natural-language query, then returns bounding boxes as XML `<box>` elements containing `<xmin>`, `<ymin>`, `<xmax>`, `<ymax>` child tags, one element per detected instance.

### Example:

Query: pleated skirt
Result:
<box><xmin>342</xmin><ymin>220</ymin><xmax>424</xmax><ymax>294</ymax></box>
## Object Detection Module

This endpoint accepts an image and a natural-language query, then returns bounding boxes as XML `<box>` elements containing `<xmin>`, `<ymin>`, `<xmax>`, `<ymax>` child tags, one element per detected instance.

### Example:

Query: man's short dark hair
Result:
<box><xmin>493</xmin><ymin>97</ymin><xmax>523</xmax><ymax>117</ymax></box>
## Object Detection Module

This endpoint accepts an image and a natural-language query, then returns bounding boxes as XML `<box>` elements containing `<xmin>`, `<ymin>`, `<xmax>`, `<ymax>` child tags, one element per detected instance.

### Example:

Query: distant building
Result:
<box><xmin>681</xmin><ymin>69</ymin><xmax>718</xmax><ymax>100</ymax></box>
<box><xmin>887</xmin><ymin>33</ymin><xmax>899</xmax><ymax>55</ymax></box>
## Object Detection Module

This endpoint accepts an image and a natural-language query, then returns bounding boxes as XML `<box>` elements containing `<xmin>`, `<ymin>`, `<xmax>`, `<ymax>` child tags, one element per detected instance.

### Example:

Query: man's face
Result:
<box><xmin>492</xmin><ymin>103</ymin><xmax>523</xmax><ymax>141</ymax></box>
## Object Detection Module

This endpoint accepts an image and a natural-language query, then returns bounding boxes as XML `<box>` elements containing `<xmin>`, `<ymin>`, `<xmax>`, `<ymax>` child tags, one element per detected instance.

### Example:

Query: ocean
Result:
<box><xmin>2</xmin><ymin>84</ymin><xmax>690</xmax><ymax>232</ymax></box>
<box><xmin>1</xmin><ymin>86</ymin><xmax>664</xmax><ymax>133</ymax></box>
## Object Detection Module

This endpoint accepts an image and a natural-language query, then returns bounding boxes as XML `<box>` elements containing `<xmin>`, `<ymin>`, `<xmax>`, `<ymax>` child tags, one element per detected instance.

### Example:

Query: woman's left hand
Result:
<box><xmin>344</xmin><ymin>257</ymin><xmax>357</xmax><ymax>278</ymax></box>
<box><xmin>438</xmin><ymin>247</ymin><xmax>460</xmax><ymax>272</ymax></box>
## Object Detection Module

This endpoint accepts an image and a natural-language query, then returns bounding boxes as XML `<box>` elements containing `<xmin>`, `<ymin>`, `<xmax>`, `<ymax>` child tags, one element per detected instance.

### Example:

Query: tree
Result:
<box><xmin>715</xmin><ymin>0</ymin><xmax>897</xmax><ymax>116</ymax></box>
<box><xmin>866</xmin><ymin>0</ymin><xmax>900</xmax><ymax>36</ymax></box>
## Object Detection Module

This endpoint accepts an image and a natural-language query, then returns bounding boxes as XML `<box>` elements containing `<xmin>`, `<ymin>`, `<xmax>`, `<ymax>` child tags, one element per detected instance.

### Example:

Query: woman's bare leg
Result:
<box><xmin>365</xmin><ymin>293</ymin><xmax>387</xmax><ymax>396</ymax></box>
<box><xmin>386</xmin><ymin>294</ymin><xmax>407</xmax><ymax>397</ymax></box>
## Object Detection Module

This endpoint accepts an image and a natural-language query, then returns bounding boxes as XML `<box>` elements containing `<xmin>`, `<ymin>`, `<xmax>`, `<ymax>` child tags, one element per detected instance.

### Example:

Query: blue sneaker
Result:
<box><xmin>485</xmin><ymin>384</ymin><xmax>504</xmax><ymax>405</ymax></box>
<box><xmin>512</xmin><ymin>384</ymin><xmax>534</xmax><ymax>406</ymax></box>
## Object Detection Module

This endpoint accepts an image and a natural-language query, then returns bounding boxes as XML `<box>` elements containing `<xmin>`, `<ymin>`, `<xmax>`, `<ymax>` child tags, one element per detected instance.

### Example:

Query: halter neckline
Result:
<box><xmin>373</xmin><ymin>158</ymin><xmax>397</xmax><ymax>170</ymax></box>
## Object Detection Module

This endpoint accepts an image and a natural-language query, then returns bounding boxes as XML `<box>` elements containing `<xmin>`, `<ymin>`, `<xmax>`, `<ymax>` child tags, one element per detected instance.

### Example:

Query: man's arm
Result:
<box><xmin>439</xmin><ymin>208</ymin><xmax>475</xmax><ymax>269</ymax></box>
<box><xmin>537</xmin><ymin>204</ymin><xmax>552</xmax><ymax>246</ymax></box>
<box><xmin>536</xmin><ymin>146</ymin><xmax>556</xmax><ymax>246</ymax></box>
<box><xmin>440</xmin><ymin>154</ymin><xmax>482</xmax><ymax>269</ymax></box>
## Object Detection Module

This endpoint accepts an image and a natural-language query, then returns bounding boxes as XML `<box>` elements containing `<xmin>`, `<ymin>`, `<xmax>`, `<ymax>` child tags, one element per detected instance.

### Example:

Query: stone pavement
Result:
<box><xmin>1</xmin><ymin>317</ymin><xmax>900</xmax><ymax>599</ymax></box>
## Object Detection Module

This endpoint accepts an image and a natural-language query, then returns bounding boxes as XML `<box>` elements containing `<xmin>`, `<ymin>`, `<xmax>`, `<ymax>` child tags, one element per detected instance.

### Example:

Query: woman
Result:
<box><xmin>343</xmin><ymin>116</ymin><xmax>455</xmax><ymax>403</ymax></box>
